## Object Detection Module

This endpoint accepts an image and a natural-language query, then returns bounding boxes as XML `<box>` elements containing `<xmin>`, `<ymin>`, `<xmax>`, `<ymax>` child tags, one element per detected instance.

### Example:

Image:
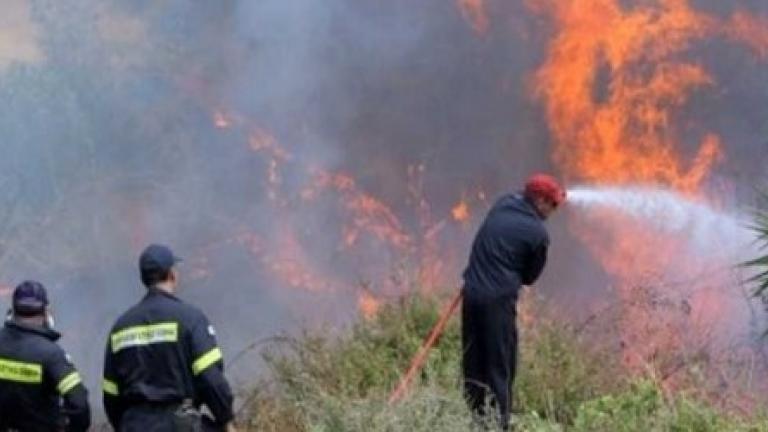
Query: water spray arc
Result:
<box><xmin>567</xmin><ymin>185</ymin><xmax>754</xmax><ymax>256</ymax></box>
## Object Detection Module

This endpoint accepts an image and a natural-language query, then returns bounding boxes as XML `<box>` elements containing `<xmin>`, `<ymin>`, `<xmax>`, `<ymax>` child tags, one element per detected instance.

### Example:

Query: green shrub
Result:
<box><xmin>515</xmin><ymin>302</ymin><xmax>624</xmax><ymax>423</ymax></box>
<box><xmin>573</xmin><ymin>380</ymin><xmax>662</xmax><ymax>431</ymax></box>
<box><xmin>572</xmin><ymin>379</ymin><xmax>768</xmax><ymax>432</ymax></box>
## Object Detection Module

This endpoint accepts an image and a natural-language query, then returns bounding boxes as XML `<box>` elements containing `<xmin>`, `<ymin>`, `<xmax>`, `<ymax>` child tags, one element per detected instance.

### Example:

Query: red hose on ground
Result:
<box><xmin>388</xmin><ymin>290</ymin><xmax>464</xmax><ymax>405</ymax></box>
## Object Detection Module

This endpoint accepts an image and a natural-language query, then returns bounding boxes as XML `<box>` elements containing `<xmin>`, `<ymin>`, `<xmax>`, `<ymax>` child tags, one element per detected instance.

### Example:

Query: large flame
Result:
<box><xmin>531</xmin><ymin>0</ymin><xmax>768</xmax><ymax>192</ymax></box>
<box><xmin>530</xmin><ymin>0</ymin><xmax>768</xmax><ymax>375</ymax></box>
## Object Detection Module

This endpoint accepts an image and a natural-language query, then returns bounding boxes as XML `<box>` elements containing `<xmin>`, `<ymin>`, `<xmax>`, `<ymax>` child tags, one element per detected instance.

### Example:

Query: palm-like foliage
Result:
<box><xmin>744</xmin><ymin>200</ymin><xmax>768</xmax><ymax>302</ymax></box>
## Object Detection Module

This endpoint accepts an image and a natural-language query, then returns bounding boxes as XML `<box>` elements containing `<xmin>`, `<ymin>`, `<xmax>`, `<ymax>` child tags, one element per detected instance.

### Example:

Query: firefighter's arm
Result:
<box><xmin>521</xmin><ymin>239</ymin><xmax>549</xmax><ymax>286</ymax></box>
<box><xmin>189</xmin><ymin>316</ymin><xmax>235</xmax><ymax>426</ymax></box>
<box><xmin>102</xmin><ymin>340</ymin><xmax>125</xmax><ymax>428</ymax></box>
<box><xmin>47</xmin><ymin>349</ymin><xmax>91</xmax><ymax>432</ymax></box>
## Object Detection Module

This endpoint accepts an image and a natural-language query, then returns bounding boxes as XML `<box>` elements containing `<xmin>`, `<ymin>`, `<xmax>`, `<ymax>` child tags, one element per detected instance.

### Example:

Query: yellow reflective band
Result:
<box><xmin>57</xmin><ymin>372</ymin><xmax>82</xmax><ymax>394</ymax></box>
<box><xmin>0</xmin><ymin>358</ymin><xmax>42</xmax><ymax>384</ymax></box>
<box><xmin>103</xmin><ymin>378</ymin><xmax>118</xmax><ymax>396</ymax></box>
<box><xmin>111</xmin><ymin>322</ymin><xmax>179</xmax><ymax>353</ymax></box>
<box><xmin>192</xmin><ymin>347</ymin><xmax>222</xmax><ymax>375</ymax></box>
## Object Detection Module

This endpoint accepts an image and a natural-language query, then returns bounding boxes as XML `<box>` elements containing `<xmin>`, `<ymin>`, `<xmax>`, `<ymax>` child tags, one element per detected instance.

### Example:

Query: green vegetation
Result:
<box><xmin>745</xmin><ymin>198</ymin><xmax>768</xmax><ymax>303</ymax></box>
<box><xmin>238</xmin><ymin>294</ymin><xmax>768</xmax><ymax>431</ymax></box>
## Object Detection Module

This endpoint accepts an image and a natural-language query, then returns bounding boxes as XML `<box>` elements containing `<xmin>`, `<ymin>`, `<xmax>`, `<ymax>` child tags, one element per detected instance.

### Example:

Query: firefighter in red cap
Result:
<box><xmin>461</xmin><ymin>174</ymin><xmax>565</xmax><ymax>430</ymax></box>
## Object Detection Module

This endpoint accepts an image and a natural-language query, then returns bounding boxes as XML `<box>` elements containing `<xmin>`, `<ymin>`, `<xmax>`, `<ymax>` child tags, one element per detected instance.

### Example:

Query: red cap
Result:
<box><xmin>524</xmin><ymin>173</ymin><xmax>566</xmax><ymax>206</ymax></box>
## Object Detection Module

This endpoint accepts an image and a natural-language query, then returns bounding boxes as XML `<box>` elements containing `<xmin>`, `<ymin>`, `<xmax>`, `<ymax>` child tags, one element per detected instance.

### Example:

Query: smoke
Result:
<box><xmin>0</xmin><ymin>0</ymin><xmax>765</xmax><ymax>419</ymax></box>
<box><xmin>0</xmin><ymin>0</ymin><xmax>44</xmax><ymax>70</ymax></box>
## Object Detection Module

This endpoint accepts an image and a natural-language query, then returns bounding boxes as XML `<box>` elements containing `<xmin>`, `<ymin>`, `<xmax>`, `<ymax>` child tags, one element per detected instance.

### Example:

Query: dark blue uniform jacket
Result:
<box><xmin>463</xmin><ymin>193</ymin><xmax>549</xmax><ymax>301</ymax></box>
<box><xmin>0</xmin><ymin>321</ymin><xmax>90</xmax><ymax>432</ymax></box>
<box><xmin>103</xmin><ymin>288</ymin><xmax>234</xmax><ymax>429</ymax></box>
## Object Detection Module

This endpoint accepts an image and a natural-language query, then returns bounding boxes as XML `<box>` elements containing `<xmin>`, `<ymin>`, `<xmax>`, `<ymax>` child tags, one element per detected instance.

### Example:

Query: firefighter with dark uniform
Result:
<box><xmin>462</xmin><ymin>174</ymin><xmax>566</xmax><ymax>430</ymax></box>
<box><xmin>102</xmin><ymin>244</ymin><xmax>236</xmax><ymax>431</ymax></box>
<box><xmin>0</xmin><ymin>281</ymin><xmax>91</xmax><ymax>432</ymax></box>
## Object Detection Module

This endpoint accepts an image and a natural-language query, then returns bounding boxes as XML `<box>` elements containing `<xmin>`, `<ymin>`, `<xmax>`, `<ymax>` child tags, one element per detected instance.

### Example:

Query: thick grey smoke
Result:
<box><xmin>0</xmin><ymin>0</ymin><xmax>765</xmax><ymax>419</ymax></box>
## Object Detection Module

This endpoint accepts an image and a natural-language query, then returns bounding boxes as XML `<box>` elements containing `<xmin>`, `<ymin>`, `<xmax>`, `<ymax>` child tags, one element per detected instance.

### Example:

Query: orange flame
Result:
<box><xmin>303</xmin><ymin>170</ymin><xmax>412</xmax><ymax>250</ymax></box>
<box><xmin>531</xmin><ymin>0</ymin><xmax>768</xmax><ymax>193</ymax></box>
<box><xmin>265</xmin><ymin>226</ymin><xmax>342</xmax><ymax>292</ymax></box>
<box><xmin>531</xmin><ymin>0</ymin><xmax>730</xmax><ymax>192</ymax></box>
<box><xmin>451</xmin><ymin>200</ymin><xmax>470</xmax><ymax>223</ymax></box>
<box><xmin>530</xmin><ymin>0</ymin><xmax>768</xmax><ymax>373</ymax></box>
<box><xmin>358</xmin><ymin>290</ymin><xmax>382</xmax><ymax>320</ymax></box>
<box><xmin>248</xmin><ymin>129</ymin><xmax>291</xmax><ymax>161</ymax></box>
<box><xmin>458</xmin><ymin>0</ymin><xmax>489</xmax><ymax>36</ymax></box>
<box><xmin>214</xmin><ymin>117</ymin><xmax>476</xmax><ymax>319</ymax></box>
<box><xmin>235</xmin><ymin>229</ymin><xmax>341</xmax><ymax>293</ymax></box>
<box><xmin>726</xmin><ymin>12</ymin><xmax>768</xmax><ymax>59</ymax></box>
<box><xmin>249</xmin><ymin>130</ymin><xmax>292</xmax><ymax>202</ymax></box>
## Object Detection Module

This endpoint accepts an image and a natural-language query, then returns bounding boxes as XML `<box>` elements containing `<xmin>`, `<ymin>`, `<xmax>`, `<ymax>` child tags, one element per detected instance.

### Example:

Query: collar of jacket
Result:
<box><xmin>4</xmin><ymin>320</ymin><xmax>61</xmax><ymax>341</ymax></box>
<box><xmin>145</xmin><ymin>286</ymin><xmax>181</xmax><ymax>302</ymax></box>
<box><xmin>516</xmin><ymin>193</ymin><xmax>545</xmax><ymax>220</ymax></box>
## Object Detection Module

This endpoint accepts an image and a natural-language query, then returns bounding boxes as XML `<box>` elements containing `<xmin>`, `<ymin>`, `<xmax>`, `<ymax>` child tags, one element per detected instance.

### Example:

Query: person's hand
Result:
<box><xmin>225</xmin><ymin>422</ymin><xmax>238</xmax><ymax>432</ymax></box>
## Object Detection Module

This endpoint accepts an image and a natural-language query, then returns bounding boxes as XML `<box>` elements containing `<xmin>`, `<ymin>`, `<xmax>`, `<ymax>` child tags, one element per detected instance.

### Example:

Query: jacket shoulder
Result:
<box><xmin>536</xmin><ymin>220</ymin><xmax>550</xmax><ymax>243</ymax></box>
<box><xmin>110</xmin><ymin>302</ymin><xmax>145</xmax><ymax>330</ymax></box>
<box><xmin>32</xmin><ymin>336</ymin><xmax>69</xmax><ymax>365</ymax></box>
<box><xmin>178</xmin><ymin>302</ymin><xmax>210</xmax><ymax>328</ymax></box>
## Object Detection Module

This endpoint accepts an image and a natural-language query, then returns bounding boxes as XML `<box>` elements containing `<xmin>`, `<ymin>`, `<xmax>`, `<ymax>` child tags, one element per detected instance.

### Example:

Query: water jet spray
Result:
<box><xmin>566</xmin><ymin>185</ymin><xmax>753</xmax><ymax>257</ymax></box>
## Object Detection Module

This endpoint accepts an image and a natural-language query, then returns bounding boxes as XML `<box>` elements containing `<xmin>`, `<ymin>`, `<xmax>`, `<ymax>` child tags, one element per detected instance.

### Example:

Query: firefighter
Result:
<box><xmin>103</xmin><ymin>244</ymin><xmax>236</xmax><ymax>431</ymax></box>
<box><xmin>461</xmin><ymin>174</ymin><xmax>565</xmax><ymax>430</ymax></box>
<box><xmin>0</xmin><ymin>281</ymin><xmax>91</xmax><ymax>432</ymax></box>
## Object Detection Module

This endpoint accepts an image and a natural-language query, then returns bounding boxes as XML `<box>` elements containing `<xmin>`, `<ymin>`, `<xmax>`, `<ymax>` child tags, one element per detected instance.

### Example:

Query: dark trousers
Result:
<box><xmin>120</xmin><ymin>405</ymin><xmax>222</xmax><ymax>432</ymax></box>
<box><xmin>120</xmin><ymin>405</ymin><xmax>177</xmax><ymax>432</ymax></box>
<box><xmin>462</xmin><ymin>294</ymin><xmax>518</xmax><ymax>430</ymax></box>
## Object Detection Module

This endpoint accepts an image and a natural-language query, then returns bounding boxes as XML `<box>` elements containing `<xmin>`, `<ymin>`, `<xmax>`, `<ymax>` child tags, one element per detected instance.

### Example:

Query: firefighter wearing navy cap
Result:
<box><xmin>102</xmin><ymin>244</ymin><xmax>236</xmax><ymax>431</ymax></box>
<box><xmin>0</xmin><ymin>281</ymin><xmax>91</xmax><ymax>432</ymax></box>
<box><xmin>462</xmin><ymin>174</ymin><xmax>566</xmax><ymax>430</ymax></box>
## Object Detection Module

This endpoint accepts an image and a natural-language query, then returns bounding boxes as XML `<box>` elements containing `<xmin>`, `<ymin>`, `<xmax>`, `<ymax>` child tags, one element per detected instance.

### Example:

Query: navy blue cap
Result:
<box><xmin>139</xmin><ymin>244</ymin><xmax>182</xmax><ymax>274</ymax></box>
<box><xmin>13</xmin><ymin>281</ymin><xmax>49</xmax><ymax>316</ymax></box>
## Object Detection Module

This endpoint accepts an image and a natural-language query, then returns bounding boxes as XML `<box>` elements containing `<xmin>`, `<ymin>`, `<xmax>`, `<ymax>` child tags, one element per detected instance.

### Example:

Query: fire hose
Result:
<box><xmin>388</xmin><ymin>290</ymin><xmax>463</xmax><ymax>405</ymax></box>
